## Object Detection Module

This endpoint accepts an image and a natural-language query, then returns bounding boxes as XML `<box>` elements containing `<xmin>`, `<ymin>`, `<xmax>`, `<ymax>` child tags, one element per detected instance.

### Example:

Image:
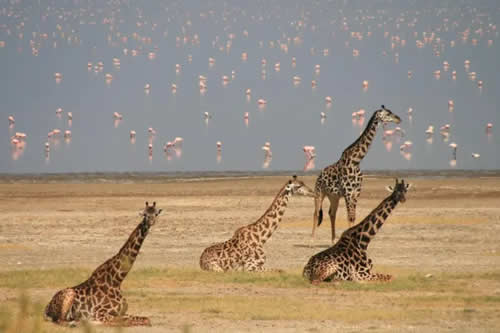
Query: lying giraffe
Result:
<box><xmin>200</xmin><ymin>176</ymin><xmax>315</xmax><ymax>272</ymax></box>
<box><xmin>304</xmin><ymin>179</ymin><xmax>411</xmax><ymax>284</ymax></box>
<box><xmin>313</xmin><ymin>105</ymin><xmax>401</xmax><ymax>242</ymax></box>
<box><xmin>44</xmin><ymin>202</ymin><xmax>162</xmax><ymax>327</ymax></box>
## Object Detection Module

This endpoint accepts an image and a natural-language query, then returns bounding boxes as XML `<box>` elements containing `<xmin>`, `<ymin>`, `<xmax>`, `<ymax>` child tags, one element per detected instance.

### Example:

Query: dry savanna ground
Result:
<box><xmin>0</xmin><ymin>175</ymin><xmax>500</xmax><ymax>332</ymax></box>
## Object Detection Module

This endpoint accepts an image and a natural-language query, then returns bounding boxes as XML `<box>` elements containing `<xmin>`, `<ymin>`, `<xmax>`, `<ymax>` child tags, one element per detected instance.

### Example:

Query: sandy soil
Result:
<box><xmin>1</xmin><ymin>175</ymin><xmax>500</xmax><ymax>332</ymax></box>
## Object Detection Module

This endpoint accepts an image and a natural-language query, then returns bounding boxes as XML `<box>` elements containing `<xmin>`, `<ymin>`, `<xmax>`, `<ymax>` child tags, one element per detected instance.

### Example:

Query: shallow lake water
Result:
<box><xmin>1</xmin><ymin>1</ymin><xmax>498</xmax><ymax>173</ymax></box>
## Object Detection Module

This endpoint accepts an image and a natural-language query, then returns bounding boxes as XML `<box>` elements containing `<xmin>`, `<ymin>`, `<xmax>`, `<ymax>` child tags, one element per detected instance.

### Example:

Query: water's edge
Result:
<box><xmin>0</xmin><ymin>170</ymin><xmax>499</xmax><ymax>184</ymax></box>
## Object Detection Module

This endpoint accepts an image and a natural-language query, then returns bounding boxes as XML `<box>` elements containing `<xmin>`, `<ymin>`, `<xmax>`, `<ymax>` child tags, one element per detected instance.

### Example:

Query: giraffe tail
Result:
<box><xmin>318</xmin><ymin>208</ymin><xmax>323</xmax><ymax>226</ymax></box>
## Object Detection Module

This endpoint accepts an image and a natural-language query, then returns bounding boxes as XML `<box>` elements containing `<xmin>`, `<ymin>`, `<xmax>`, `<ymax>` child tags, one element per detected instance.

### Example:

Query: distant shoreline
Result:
<box><xmin>0</xmin><ymin>170</ymin><xmax>499</xmax><ymax>184</ymax></box>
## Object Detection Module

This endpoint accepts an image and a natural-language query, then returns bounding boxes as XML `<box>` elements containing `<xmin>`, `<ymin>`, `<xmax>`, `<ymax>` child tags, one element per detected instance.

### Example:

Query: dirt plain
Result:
<box><xmin>0</xmin><ymin>173</ymin><xmax>499</xmax><ymax>332</ymax></box>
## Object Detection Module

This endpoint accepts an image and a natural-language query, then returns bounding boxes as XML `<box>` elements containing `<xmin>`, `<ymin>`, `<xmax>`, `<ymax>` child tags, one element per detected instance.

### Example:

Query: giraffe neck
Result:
<box><xmin>89</xmin><ymin>217</ymin><xmax>151</xmax><ymax>287</ymax></box>
<box><xmin>351</xmin><ymin>195</ymin><xmax>399</xmax><ymax>250</ymax></box>
<box><xmin>341</xmin><ymin>113</ymin><xmax>380</xmax><ymax>164</ymax></box>
<box><xmin>250</xmin><ymin>185</ymin><xmax>292</xmax><ymax>244</ymax></box>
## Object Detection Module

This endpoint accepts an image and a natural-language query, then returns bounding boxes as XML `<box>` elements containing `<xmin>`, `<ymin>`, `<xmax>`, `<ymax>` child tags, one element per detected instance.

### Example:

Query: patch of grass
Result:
<box><xmin>125</xmin><ymin>267</ymin><xmax>311</xmax><ymax>289</ymax></box>
<box><xmin>0</xmin><ymin>268</ymin><xmax>91</xmax><ymax>289</ymax></box>
<box><xmin>0</xmin><ymin>293</ymin><xmax>49</xmax><ymax>333</ymax></box>
<box><xmin>3</xmin><ymin>267</ymin><xmax>500</xmax><ymax>293</ymax></box>
<box><xmin>132</xmin><ymin>293</ymin><xmax>430</xmax><ymax>322</ymax></box>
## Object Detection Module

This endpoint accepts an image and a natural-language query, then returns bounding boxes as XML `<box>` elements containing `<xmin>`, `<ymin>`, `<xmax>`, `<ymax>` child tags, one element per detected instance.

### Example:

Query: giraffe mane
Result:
<box><xmin>341</xmin><ymin>111</ymin><xmax>378</xmax><ymax>157</ymax></box>
<box><xmin>252</xmin><ymin>181</ymin><xmax>289</xmax><ymax>224</ymax></box>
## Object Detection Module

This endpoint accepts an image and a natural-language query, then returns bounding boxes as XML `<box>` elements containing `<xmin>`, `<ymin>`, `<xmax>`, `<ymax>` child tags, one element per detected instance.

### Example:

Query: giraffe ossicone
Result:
<box><xmin>44</xmin><ymin>201</ymin><xmax>162</xmax><ymax>327</ymax></box>
<box><xmin>200</xmin><ymin>176</ymin><xmax>315</xmax><ymax>272</ymax></box>
<box><xmin>304</xmin><ymin>178</ymin><xmax>411</xmax><ymax>284</ymax></box>
<box><xmin>313</xmin><ymin>105</ymin><xmax>401</xmax><ymax>243</ymax></box>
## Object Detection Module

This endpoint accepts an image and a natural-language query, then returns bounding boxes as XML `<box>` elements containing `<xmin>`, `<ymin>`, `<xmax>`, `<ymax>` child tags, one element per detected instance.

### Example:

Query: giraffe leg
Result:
<box><xmin>94</xmin><ymin>311</ymin><xmax>152</xmax><ymax>327</ymax></box>
<box><xmin>243</xmin><ymin>248</ymin><xmax>268</xmax><ymax>272</ymax></box>
<box><xmin>344</xmin><ymin>195</ymin><xmax>358</xmax><ymax>225</ymax></box>
<box><xmin>369</xmin><ymin>273</ymin><xmax>393</xmax><ymax>282</ymax></box>
<box><xmin>327</xmin><ymin>194</ymin><xmax>340</xmax><ymax>243</ymax></box>
<box><xmin>44</xmin><ymin>288</ymin><xmax>76</xmax><ymax>324</ymax></box>
<box><xmin>312</xmin><ymin>191</ymin><xmax>326</xmax><ymax>238</ymax></box>
<box><xmin>308</xmin><ymin>264</ymin><xmax>338</xmax><ymax>284</ymax></box>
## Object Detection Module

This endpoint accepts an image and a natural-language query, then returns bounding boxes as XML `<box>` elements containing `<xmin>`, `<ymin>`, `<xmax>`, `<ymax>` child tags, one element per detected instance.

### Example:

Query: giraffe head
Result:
<box><xmin>376</xmin><ymin>105</ymin><xmax>401</xmax><ymax>124</ymax></box>
<box><xmin>142</xmin><ymin>201</ymin><xmax>162</xmax><ymax>226</ymax></box>
<box><xmin>285</xmin><ymin>175</ymin><xmax>316</xmax><ymax>197</ymax></box>
<box><xmin>385</xmin><ymin>179</ymin><xmax>412</xmax><ymax>203</ymax></box>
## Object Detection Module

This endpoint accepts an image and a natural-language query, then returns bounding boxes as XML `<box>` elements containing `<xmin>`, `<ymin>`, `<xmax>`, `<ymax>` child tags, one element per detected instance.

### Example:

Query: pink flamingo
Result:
<box><xmin>399</xmin><ymin>141</ymin><xmax>413</xmax><ymax>161</ymax></box>
<box><xmin>113</xmin><ymin>112</ymin><xmax>122</xmax><ymax>128</ymax></box>
<box><xmin>8</xmin><ymin>115</ymin><xmax>14</xmax><ymax>128</ymax></box>
<box><xmin>54</xmin><ymin>72</ymin><xmax>62</xmax><ymax>83</ymax></box>
<box><xmin>425</xmin><ymin>125</ymin><xmax>434</xmax><ymax>136</ymax></box>
<box><xmin>105</xmin><ymin>73</ymin><xmax>113</xmax><ymax>85</ymax></box>
<box><xmin>216</xmin><ymin>141</ymin><xmax>222</xmax><ymax>163</ymax></box>
<box><xmin>303</xmin><ymin>145</ymin><xmax>316</xmax><ymax>171</ymax></box>
<box><xmin>262</xmin><ymin>142</ymin><xmax>272</xmax><ymax>168</ymax></box>
<box><xmin>163</xmin><ymin>141</ymin><xmax>174</xmax><ymax>160</ymax></box>
<box><xmin>449</xmin><ymin>142</ymin><xmax>457</xmax><ymax>159</ymax></box>
<box><xmin>400</xmin><ymin>140</ymin><xmax>413</xmax><ymax>152</ymax></box>
<box><xmin>148</xmin><ymin>145</ymin><xmax>153</xmax><ymax>163</ymax></box>
<box><xmin>64</xmin><ymin>130</ymin><xmax>71</xmax><ymax>143</ymax></box>
<box><xmin>244</xmin><ymin>112</ymin><xmax>249</xmax><ymax>127</ymax></box>
<box><xmin>384</xmin><ymin>140</ymin><xmax>393</xmax><ymax>152</ymax></box>
<box><xmin>130</xmin><ymin>130</ymin><xmax>136</xmax><ymax>144</ymax></box>
<box><xmin>362</xmin><ymin>80</ymin><xmax>369</xmax><ymax>91</ymax></box>
<box><xmin>56</xmin><ymin>107</ymin><xmax>63</xmax><ymax>117</ymax></box>
<box><xmin>303</xmin><ymin>145</ymin><xmax>316</xmax><ymax>160</ymax></box>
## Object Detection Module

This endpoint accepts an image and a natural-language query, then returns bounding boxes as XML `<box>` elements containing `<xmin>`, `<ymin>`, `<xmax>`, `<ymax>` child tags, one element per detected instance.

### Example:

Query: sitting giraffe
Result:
<box><xmin>44</xmin><ymin>202</ymin><xmax>163</xmax><ymax>327</ymax></box>
<box><xmin>303</xmin><ymin>179</ymin><xmax>411</xmax><ymax>284</ymax></box>
<box><xmin>200</xmin><ymin>176</ymin><xmax>315</xmax><ymax>272</ymax></box>
<box><xmin>313</xmin><ymin>105</ymin><xmax>401</xmax><ymax>242</ymax></box>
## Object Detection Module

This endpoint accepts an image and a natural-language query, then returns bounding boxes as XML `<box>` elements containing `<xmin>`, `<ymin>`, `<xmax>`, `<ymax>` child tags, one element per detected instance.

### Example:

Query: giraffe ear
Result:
<box><xmin>153</xmin><ymin>201</ymin><xmax>156</xmax><ymax>207</ymax></box>
<box><xmin>385</xmin><ymin>185</ymin><xmax>394</xmax><ymax>193</ymax></box>
<box><xmin>293</xmin><ymin>175</ymin><xmax>297</xmax><ymax>180</ymax></box>
<box><xmin>145</xmin><ymin>201</ymin><xmax>149</xmax><ymax>207</ymax></box>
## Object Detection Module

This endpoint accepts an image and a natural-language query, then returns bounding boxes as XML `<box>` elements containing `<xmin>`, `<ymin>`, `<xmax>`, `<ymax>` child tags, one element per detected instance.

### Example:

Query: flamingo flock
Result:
<box><xmin>2</xmin><ymin>1</ymin><xmax>497</xmax><ymax>172</ymax></box>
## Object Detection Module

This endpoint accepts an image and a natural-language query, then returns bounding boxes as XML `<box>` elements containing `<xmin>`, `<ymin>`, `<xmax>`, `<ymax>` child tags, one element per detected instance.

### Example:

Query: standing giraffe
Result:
<box><xmin>44</xmin><ymin>202</ymin><xmax>162</xmax><ymax>327</ymax></box>
<box><xmin>304</xmin><ymin>179</ymin><xmax>411</xmax><ymax>284</ymax></box>
<box><xmin>313</xmin><ymin>105</ymin><xmax>401</xmax><ymax>242</ymax></box>
<box><xmin>200</xmin><ymin>176</ymin><xmax>315</xmax><ymax>272</ymax></box>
